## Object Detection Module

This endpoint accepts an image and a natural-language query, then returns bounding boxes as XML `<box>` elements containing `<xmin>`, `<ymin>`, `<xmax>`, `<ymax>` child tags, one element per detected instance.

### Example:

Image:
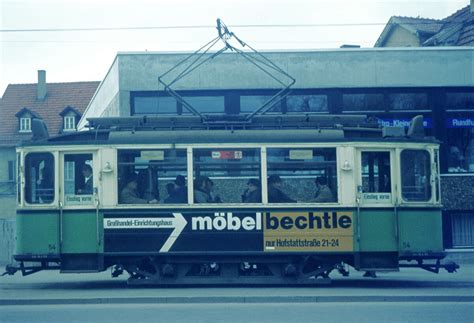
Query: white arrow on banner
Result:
<box><xmin>103</xmin><ymin>212</ymin><xmax>188</xmax><ymax>252</ymax></box>
<box><xmin>160</xmin><ymin>212</ymin><xmax>187</xmax><ymax>252</ymax></box>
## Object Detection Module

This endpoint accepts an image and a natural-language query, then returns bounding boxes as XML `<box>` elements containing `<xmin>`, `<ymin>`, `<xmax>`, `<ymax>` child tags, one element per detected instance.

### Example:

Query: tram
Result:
<box><xmin>6</xmin><ymin>114</ymin><xmax>458</xmax><ymax>284</ymax></box>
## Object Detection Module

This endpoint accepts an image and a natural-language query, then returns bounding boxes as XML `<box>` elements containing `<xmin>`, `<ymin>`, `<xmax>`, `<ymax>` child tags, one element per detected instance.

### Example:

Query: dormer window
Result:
<box><xmin>16</xmin><ymin>108</ymin><xmax>39</xmax><ymax>134</ymax></box>
<box><xmin>64</xmin><ymin>115</ymin><xmax>76</xmax><ymax>131</ymax></box>
<box><xmin>60</xmin><ymin>106</ymin><xmax>81</xmax><ymax>133</ymax></box>
<box><xmin>20</xmin><ymin>117</ymin><xmax>32</xmax><ymax>132</ymax></box>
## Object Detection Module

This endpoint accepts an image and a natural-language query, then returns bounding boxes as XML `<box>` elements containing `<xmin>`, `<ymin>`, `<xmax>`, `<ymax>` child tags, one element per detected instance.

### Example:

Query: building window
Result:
<box><xmin>63</xmin><ymin>116</ymin><xmax>76</xmax><ymax>131</ymax></box>
<box><xmin>183</xmin><ymin>96</ymin><xmax>225</xmax><ymax>114</ymax></box>
<box><xmin>8</xmin><ymin>160</ymin><xmax>15</xmax><ymax>182</ymax></box>
<box><xmin>446</xmin><ymin>127</ymin><xmax>474</xmax><ymax>173</ymax></box>
<box><xmin>388</xmin><ymin>92</ymin><xmax>428</xmax><ymax>110</ymax></box>
<box><xmin>451</xmin><ymin>212</ymin><xmax>474</xmax><ymax>247</ymax></box>
<box><xmin>287</xmin><ymin>95</ymin><xmax>328</xmax><ymax>113</ymax></box>
<box><xmin>133</xmin><ymin>96</ymin><xmax>177</xmax><ymax>115</ymax></box>
<box><xmin>17</xmin><ymin>154</ymin><xmax>21</xmax><ymax>204</ymax></box>
<box><xmin>343</xmin><ymin>93</ymin><xmax>384</xmax><ymax>112</ymax></box>
<box><xmin>19</xmin><ymin>117</ymin><xmax>31</xmax><ymax>132</ymax></box>
<box><xmin>240</xmin><ymin>95</ymin><xmax>281</xmax><ymax>113</ymax></box>
<box><xmin>446</xmin><ymin>92</ymin><xmax>474</xmax><ymax>110</ymax></box>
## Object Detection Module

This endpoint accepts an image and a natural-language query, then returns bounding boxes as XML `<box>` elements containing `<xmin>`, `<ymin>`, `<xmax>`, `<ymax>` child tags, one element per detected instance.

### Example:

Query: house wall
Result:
<box><xmin>78</xmin><ymin>58</ymin><xmax>120</xmax><ymax>129</ymax></box>
<box><xmin>382</xmin><ymin>26</ymin><xmax>421</xmax><ymax>47</ymax></box>
<box><xmin>0</xmin><ymin>146</ymin><xmax>17</xmax><ymax>264</ymax></box>
<box><xmin>0</xmin><ymin>147</ymin><xmax>17</xmax><ymax>219</ymax></box>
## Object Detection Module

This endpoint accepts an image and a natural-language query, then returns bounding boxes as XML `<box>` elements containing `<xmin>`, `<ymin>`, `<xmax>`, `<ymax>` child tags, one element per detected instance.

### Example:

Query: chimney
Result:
<box><xmin>37</xmin><ymin>70</ymin><xmax>47</xmax><ymax>100</ymax></box>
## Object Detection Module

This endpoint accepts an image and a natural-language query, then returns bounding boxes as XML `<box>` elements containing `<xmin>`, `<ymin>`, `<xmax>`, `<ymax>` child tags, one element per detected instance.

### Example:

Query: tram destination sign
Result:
<box><xmin>103</xmin><ymin>211</ymin><xmax>354</xmax><ymax>254</ymax></box>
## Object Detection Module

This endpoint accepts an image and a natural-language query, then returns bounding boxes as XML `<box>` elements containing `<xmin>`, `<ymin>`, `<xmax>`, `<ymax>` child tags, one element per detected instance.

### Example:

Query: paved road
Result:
<box><xmin>2</xmin><ymin>302</ymin><xmax>473</xmax><ymax>323</ymax></box>
<box><xmin>1</xmin><ymin>263</ymin><xmax>473</xmax><ymax>304</ymax></box>
<box><xmin>1</xmin><ymin>259</ymin><xmax>473</xmax><ymax>322</ymax></box>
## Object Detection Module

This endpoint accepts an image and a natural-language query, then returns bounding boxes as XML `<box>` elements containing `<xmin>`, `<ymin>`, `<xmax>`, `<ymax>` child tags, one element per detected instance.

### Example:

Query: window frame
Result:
<box><xmin>444</xmin><ymin>111</ymin><xmax>474</xmax><ymax>174</ymax></box>
<box><xmin>116</xmin><ymin>148</ymin><xmax>189</xmax><ymax>205</ymax></box>
<box><xmin>59</xmin><ymin>151</ymin><xmax>97</xmax><ymax>209</ymax></box>
<box><xmin>8</xmin><ymin>160</ymin><xmax>15</xmax><ymax>182</ymax></box>
<box><xmin>192</xmin><ymin>147</ymin><xmax>263</xmax><ymax>204</ymax></box>
<box><xmin>63</xmin><ymin>115</ymin><xmax>76</xmax><ymax>131</ymax></box>
<box><xmin>399</xmin><ymin>149</ymin><xmax>433</xmax><ymax>203</ymax></box>
<box><xmin>357</xmin><ymin>149</ymin><xmax>395</xmax><ymax>205</ymax></box>
<box><xmin>265</xmin><ymin>146</ymin><xmax>339</xmax><ymax>205</ymax></box>
<box><xmin>113</xmin><ymin>143</ymin><xmax>342</xmax><ymax>207</ymax></box>
<box><xmin>19</xmin><ymin>117</ymin><xmax>31</xmax><ymax>133</ymax></box>
<box><xmin>24</xmin><ymin>152</ymin><xmax>56</xmax><ymax>205</ymax></box>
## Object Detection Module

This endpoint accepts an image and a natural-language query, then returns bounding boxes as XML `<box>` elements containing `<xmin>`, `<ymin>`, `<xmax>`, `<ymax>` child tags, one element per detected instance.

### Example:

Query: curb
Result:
<box><xmin>1</xmin><ymin>295</ymin><xmax>473</xmax><ymax>306</ymax></box>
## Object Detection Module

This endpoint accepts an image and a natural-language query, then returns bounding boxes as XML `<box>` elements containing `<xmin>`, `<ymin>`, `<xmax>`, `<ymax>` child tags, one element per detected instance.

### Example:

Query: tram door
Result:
<box><xmin>356</xmin><ymin>150</ymin><xmax>398</xmax><ymax>268</ymax></box>
<box><xmin>59</xmin><ymin>152</ymin><xmax>101</xmax><ymax>260</ymax></box>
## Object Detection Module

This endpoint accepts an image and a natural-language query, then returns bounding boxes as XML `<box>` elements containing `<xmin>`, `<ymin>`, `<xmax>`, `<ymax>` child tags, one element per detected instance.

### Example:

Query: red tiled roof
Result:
<box><xmin>391</xmin><ymin>16</ymin><xmax>443</xmax><ymax>35</ymax></box>
<box><xmin>375</xmin><ymin>5</ymin><xmax>474</xmax><ymax>47</ymax></box>
<box><xmin>424</xmin><ymin>5</ymin><xmax>474</xmax><ymax>46</ymax></box>
<box><xmin>0</xmin><ymin>81</ymin><xmax>100</xmax><ymax>146</ymax></box>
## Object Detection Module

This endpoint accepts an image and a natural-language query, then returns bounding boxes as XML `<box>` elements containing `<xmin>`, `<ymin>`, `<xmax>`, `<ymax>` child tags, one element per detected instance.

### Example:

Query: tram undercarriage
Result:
<box><xmin>102</xmin><ymin>254</ymin><xmax>457</xmax><ymax>286</ymax></box>
<box><xmin>4</xmin><ymin>253</ymin><xmax>459</xmax><ymax>285</ymax></box>
<box><xmin>113</xmin><ymin>255</ymin><xmax>349</xmax><ymax>285</ymax></box>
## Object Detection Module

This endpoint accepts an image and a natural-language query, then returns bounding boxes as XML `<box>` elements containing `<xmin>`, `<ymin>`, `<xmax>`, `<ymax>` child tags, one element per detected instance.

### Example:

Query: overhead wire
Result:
<box><xmin>0</xmin><ymin>20</ymin><xmax>465</xmax><ymax>33</ymax></box>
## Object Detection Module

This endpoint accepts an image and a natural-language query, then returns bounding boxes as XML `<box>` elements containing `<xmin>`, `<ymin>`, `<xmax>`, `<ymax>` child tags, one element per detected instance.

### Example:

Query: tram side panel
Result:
<box><xmin>355</xmin><ymin>209</ymin><xmax>398</xmax><ymax>270</ymax></box>
<box><xmin>15</xmin><ymin>208</ymin><xmax>444</xmax><ymax>273</ymax></box>
<box><xmin>398</xmin><ymin>208</ymin><xmax>444</xmax><ymax>258</ymax></box>
<box><xmin>16</xmin><ymin>210</ymin><xmax>60</xmax><ymax>261</ymax></box>
<box><xmin>60</xmin><ymin>210</ymin><xmax>104</xmax><ymax>272</ymax></box>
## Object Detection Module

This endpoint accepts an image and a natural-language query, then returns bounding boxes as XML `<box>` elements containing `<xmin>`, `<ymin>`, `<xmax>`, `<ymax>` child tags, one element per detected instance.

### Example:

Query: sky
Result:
<box><xmin>0</xmin><ymin>0</ymin><xmax>470</xmax><ymax>95</ymax></box>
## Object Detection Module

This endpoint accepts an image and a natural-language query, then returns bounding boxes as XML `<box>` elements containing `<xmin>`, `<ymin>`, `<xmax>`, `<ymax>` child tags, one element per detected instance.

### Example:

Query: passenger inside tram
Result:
<box><xmin>120</xmin><ymin>173</ymin><xmax>158</xmax><ymax>204</ymax></box>
<box><xmin>77</xmin><ymin>164</ymin><xmax>93</xmax><ymax>195</ymax></box>
<box><xmin>163</xmin><ymin>183</ymin><xmax>178</xmax><ymax>204</ymax></box>
<box><xmin>267</xmin><ymin>175</ymin><xmax>296</xmax><ymax>203</ymax></box>
<box><xmin>313</xmin><ymin>177</ymin><xmax>335</xmax><ymax>203</ymax></box>
<box><xmin>241</xmin><ymin>178</ymin><xmax>261</xmax><ymax>203</ymax></box>
<box><xmin>194</xmin><ymin>176</ymin><xmax>221</xmax><ymax>203</ymax></box>
<box><xmin>173</xmin><ymin>175</ymin><xmax>188</xmax><ymax>203</ymax></box>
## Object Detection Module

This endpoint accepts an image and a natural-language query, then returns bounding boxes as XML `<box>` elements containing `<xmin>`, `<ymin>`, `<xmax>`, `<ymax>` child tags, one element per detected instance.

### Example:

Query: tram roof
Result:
<box><xmin>19</xmin><ymin>115</ymin><xmax>439</xmax><ymax>147</ymax></box>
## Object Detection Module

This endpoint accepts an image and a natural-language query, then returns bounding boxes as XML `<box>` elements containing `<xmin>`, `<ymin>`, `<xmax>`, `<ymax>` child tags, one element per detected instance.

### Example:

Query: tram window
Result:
<box><xmin>267</xmin><ymin>148</ymin><xmax>337</xmax><ymax>203</ymax></box>
<box><xmin>193</xmin><ymin>148</ymin><xmax>261</xmax><ymax>203</ymax></box>
<box><xmin>401</xmin><ymin>150</ymin><xmax>432</xmax><ymax>202</ymax></box>
<box><xmin>24</xmin><ymin>153</ymin><xmax>54</xmax><ymax>204</ymax></box>
<box><xmin>361</xmin><ymin>152</ymin><xmax>391</xmax><ymax>193</ymax></box>
<box><xmin>63</xmin><ymin>154</ymin><xmax>94</xmax><ymax>205</ymax></box>
<box><xmin>117</xmin><ymin>149</ymin><xmax>188</xmax><ymax>204</ymax></box>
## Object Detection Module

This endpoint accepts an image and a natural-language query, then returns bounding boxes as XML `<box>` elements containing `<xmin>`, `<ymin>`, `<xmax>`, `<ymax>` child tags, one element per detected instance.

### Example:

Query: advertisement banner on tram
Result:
<box><xmin>103</xmin><ymin>211</ymin><xmax>354</xmax><ymax>254</ymax></box>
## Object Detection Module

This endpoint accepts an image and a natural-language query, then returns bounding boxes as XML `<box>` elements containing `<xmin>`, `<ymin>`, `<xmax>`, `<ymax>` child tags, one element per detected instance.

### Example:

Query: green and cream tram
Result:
<box><xmin>8</xmin><ymin>115</ymin><xmax>458</xmax><ymax>284</ymax></box>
